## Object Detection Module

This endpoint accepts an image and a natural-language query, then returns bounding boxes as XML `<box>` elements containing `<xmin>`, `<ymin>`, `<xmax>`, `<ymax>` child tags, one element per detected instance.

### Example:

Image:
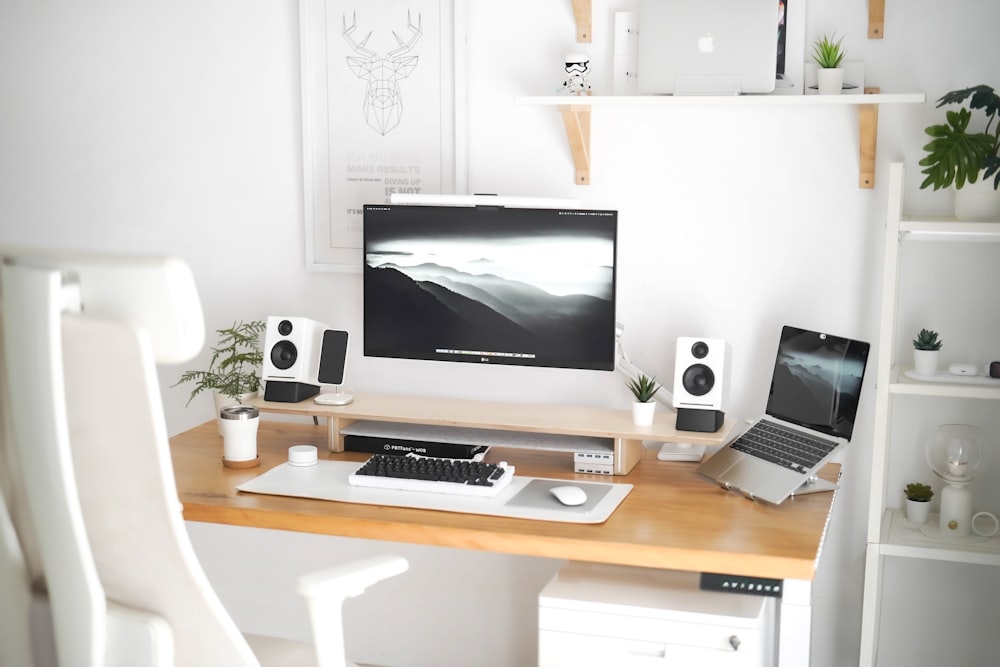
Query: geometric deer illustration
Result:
<box><xmin>342</xmin><ymin>12</ymin><xmax>423</xmax><ymax>135</ymax></box>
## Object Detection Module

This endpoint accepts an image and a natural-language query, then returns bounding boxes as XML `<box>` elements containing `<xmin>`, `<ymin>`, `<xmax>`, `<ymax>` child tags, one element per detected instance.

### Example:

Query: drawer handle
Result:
<box><xmin>729</xmin><ymin>635</ymin><xmax>741</xmax><ymax>651</ymax></box>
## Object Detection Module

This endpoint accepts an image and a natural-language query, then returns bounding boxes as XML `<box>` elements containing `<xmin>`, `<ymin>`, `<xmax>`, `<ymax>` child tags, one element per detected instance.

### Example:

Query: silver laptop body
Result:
<box><xmin>637</xmin><ymin>0</ymin><xmax>780</xmax><ymax>95</ymax></box>
<box><xmin>697</xmin><ymin>326</ymin><xmax>871</xmax><ymax>505</ymax></box>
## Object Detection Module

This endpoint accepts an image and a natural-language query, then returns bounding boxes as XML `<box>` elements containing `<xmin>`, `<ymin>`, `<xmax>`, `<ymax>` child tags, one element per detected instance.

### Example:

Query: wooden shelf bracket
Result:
<box><xmin>859</xmin><ymin>88</ymin><xmax>881</xmax><ymax>188</ymax></box>
<box><xmin>570</xmin><ymin>0</ymin><xmax>592</xmax><ymax>42</ymax></box>
<box><xmin>868</xmin><ymin>0</ymin><xmax>885</xmax><ymax>38</ymax></box>
<box><xmin>559</xmin><ymin>105</ymin><xmax>591</xmax><ymax>185</ymax></box>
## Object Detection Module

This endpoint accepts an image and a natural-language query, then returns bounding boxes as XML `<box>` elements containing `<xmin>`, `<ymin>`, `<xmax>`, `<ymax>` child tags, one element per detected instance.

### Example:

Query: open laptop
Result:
<box><xmin>637</xmin><ymin>0</ymin><xmax>780</xmax><ymax>95</ymax></box>
<box><xmin>697</xmin><ymin>326</ymin><xmax>870</xmax><ymax>505</ymax></box>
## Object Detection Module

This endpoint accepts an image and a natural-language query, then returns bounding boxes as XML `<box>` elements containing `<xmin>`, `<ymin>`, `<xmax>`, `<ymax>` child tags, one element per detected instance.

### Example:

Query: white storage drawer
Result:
<box><xmin>539</xmin><ymin>562</ymin><xmax>773</xmax><ymax>667</ymax></box>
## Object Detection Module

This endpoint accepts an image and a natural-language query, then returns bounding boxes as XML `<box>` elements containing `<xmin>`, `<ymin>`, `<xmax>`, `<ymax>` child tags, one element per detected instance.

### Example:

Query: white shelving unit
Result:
<box><xmin>858</xmin><ymin>162</ymin><xmax>1000</xmax><ymax>665</ymax></box>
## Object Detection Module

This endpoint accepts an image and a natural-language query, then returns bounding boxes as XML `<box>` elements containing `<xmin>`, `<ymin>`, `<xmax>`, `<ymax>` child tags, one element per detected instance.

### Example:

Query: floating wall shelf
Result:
<box><xmin>515</xmin><ymin>92</ymin><xmax>926</xmax><ymax>187</ymax></box>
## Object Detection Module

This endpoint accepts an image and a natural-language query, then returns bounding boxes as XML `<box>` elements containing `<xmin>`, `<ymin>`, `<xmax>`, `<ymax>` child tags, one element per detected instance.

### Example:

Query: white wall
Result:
<box><xmin>2</xmin><ymin>1</ymin><xmax>998</xmax><ymax>665</ymax></box>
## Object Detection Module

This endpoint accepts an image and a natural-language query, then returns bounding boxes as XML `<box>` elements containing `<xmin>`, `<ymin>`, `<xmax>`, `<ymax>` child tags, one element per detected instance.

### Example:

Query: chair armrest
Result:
<box><xmin>296</xmin><ymin>556</ymin><xmax>408</xmax><ymax>667</ymax></box>
<box><xmin>297</xmin><ymin>555</ymin><xmax>408</xmax><ymax>602</ymax></box>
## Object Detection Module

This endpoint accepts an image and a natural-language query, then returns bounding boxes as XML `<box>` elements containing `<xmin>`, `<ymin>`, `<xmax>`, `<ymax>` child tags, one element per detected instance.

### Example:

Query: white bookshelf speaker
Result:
<box><xmin>262</xmin><ymin>316</ymin><xmax>327</xmax><ymax>402</ymax></box>
<box><xmin>672</xmin><ymin>337</ymin><xmax>729</xmax><ymax>432</ymax></box>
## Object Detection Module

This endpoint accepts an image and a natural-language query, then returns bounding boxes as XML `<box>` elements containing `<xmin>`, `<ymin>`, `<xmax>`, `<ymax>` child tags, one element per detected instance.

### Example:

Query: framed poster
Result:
<box><xmin>300</xmin><ymin>0</ymin><xmax>464</xmax><ymax>271</ymax></box>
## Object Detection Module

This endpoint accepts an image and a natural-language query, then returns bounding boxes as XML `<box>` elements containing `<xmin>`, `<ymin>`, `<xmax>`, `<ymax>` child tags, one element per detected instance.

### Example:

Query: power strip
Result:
<box><xmin>574</xmin><ymin>451</ymin><xmax>614</xmax><ymax>475</ymax></box>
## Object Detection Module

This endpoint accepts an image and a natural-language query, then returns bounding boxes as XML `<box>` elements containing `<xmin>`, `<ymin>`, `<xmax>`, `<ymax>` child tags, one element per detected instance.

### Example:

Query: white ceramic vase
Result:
<box><xmin>954</xmin><ymin>178</ymin><xmax>1000</xmax><ymax>222</ymax></box>
<box><xmin>912</xmin><ymin>349</ymin><xmax>939</xmax><ymax>376</ymax></box>
<box><xmin>632</xmin><ymin>401</ymin><xmax>656</xmax><ymax>426</ymax></box>
<box><xmin>816</xmin><ymin>68</ymin><xmax>844</xmax><ymax>95</ymax></box>
<box><xmin>905</xmin><ymin>498</ymin><xmax>930</xmax><ymax>525</ymax></box>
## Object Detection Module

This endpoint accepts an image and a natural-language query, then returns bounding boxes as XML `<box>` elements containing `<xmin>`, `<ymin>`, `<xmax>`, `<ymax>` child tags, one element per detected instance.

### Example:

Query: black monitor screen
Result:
<box><xmin>363</xmin><ymin>203</ymin><xmax>618</xmax><ymax>371</ymax></box>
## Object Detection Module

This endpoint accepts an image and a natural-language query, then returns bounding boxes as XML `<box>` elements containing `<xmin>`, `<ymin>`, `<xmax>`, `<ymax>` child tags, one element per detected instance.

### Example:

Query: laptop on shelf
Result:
<box><xmin>636</xmin><ymin>0</ymin><xmax>781</xmax><ymax>95</ymax></box>
<box><xmin>697</xmin><ymin>325</ymin><xmax>871</xmax><ymax>505</ymax></box>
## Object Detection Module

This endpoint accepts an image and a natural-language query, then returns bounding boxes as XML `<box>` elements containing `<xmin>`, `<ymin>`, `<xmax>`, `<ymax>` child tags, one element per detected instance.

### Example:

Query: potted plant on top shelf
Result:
<box><xmin>627</xmin><ymin>373</ymin><xmax>660</xmax><ymax>426</ymax></box>
<box><xmin>912</xmin><ymin>328</ymin><xmax>943</xmax><ymax>376</ymax></box>
<box><xmin>810</xmin><ymin>32</ymin><xmax>846</xmax><ymax>95</ymax></box>
<box><xmin>175</xmin><ymin>320</ymin><xmax>266</xmax><ymax>430</ymax></box>
<box><xmin>919</xmin><ymin>84</ymin><xmax>1000</xmax><ymax>221</ymax></box>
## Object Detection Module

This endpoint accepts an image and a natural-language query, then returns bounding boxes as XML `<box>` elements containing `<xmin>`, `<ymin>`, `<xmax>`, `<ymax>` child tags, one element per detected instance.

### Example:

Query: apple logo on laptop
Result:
<box><xmin>697</xmin><ymin>33</ymin><xmax>715</xmax><ymax>53</ymax></box>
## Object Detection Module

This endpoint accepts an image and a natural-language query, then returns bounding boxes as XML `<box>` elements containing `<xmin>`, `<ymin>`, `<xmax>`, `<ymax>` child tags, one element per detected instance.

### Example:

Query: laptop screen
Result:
<box><xmin>766</xmin><ymin>326</ymin><xmax>870</xmax><ymax>440</ymax></box>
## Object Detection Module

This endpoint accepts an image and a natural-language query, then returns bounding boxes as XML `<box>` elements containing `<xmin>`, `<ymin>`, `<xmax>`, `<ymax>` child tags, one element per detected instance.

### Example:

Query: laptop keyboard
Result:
<box><xmin>731</xmin><ymin>421</ymin><xmax>837</xmax><ymax>473</ymax></box>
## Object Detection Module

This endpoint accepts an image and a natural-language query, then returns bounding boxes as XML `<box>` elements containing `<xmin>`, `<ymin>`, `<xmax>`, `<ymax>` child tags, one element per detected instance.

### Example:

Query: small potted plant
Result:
<box><xmin>912</xmin><ymin>328</ymin><xmax>943</xmax><ymax>376</ymax></box>
<box><xmin>919</xmin><ymin>84</ymin><xmax>1000</xmax><ymax>220</ymax></box>
<box><xmin>810</xmin><ymin>32</ymin><xmax>846</xmax><ymax>95</ymax></box>
<box><xmin>904</xmin><ymin>482</ymin><xmax>934</xmax><ymax>525</ymax></box>
<box><xmin>175</xmin><ymin>320</ymin><xmax>266</xmax><ymax>428</ymax></box>
<box><xmin>627</xmin><ymin>373</ymin><xmax>660</xmax><ymax>426</ymax></box>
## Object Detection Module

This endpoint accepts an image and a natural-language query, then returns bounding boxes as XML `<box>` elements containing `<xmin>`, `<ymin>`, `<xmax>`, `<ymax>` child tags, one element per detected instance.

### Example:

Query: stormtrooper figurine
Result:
<box><xmin>560</xmin><ymin>52</ymin><xmax>592</xmax><ymax>95</ymax></box>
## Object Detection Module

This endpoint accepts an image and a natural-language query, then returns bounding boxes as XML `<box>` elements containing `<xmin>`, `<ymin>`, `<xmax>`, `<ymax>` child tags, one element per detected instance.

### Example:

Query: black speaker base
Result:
<box><xmin>264</xmin><ymin>381</ymin><xmax>319</xmax><ymax>403</ymax></box>
<box><xmin>676</xmin><ymin>408</ymin><xmax>725</xmax><ymax>433</ymax></box>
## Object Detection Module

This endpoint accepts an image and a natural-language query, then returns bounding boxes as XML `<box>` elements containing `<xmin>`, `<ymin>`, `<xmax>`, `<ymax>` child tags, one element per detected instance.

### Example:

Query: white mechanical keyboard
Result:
<box><xmin>348</xmin><ymin>453</ymin><xmax>515</xmax><ymax>498</ymax></box>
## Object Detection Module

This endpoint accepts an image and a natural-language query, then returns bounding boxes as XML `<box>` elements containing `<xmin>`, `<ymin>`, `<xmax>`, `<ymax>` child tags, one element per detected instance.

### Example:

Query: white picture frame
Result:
<box><xmin>300</xmin><ymin>0</ymin><xmax>466</xmax><ymax>271</ymax></box>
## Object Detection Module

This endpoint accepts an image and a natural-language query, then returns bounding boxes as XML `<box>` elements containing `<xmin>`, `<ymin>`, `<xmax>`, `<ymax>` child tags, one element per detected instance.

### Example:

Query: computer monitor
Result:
<box><xmin>362</xmin><ymin>202</ymin><xmax>618</xmax><ymax>371</ymax></box>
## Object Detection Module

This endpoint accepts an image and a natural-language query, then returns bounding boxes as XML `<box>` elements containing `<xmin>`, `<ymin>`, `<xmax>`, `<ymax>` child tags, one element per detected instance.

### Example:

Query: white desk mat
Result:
<box><xmin>236</xmin><ymin>461</ymin><xmax>632</xmax><ymax>524</ymax></box>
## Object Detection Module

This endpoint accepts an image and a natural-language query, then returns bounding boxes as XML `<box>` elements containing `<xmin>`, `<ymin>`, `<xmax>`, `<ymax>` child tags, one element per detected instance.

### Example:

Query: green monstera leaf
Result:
<box><xmin>919</xmin><ymin>108</ymin><xmax>994</xmax><ymax>190</ymax></box>
<box><xmin>920</xmin><ymin>84</ymin><xmax>1000</xmax><ymax>191</ymax></box>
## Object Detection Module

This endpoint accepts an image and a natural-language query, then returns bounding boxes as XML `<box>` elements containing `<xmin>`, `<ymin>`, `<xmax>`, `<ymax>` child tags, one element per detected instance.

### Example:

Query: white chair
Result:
<box><xmin>0</xmin><ymin>251</ymin><xmax>407</xmax><ymax>667</ymax></box>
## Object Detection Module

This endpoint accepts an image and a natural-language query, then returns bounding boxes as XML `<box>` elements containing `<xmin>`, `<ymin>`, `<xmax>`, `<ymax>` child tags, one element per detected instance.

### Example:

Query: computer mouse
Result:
<box><xmin>549</xmin><ymin>485</ymin><xmax>587</xmax><ymax>507</ymax></box>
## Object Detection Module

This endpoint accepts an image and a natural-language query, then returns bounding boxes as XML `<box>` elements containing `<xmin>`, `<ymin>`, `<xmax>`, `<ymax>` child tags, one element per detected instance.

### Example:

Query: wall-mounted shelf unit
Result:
<box><xmin>515</xmin><ymin>92</ymin><xmax>925</xmax><ymax>187</ymax></box>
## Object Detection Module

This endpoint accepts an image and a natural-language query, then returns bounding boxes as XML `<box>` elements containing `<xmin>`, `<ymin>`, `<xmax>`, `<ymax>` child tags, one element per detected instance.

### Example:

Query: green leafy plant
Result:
<box><xmin>919</xmin><ymin>84</ymin><xmax>1000</xmax><ymax>191</ymax></box>
<box><xmin>175</xmin><ymin>320</ymin><xmax>266</xmax><ymax>405</ymax></box>
<box><xmin>912</xmin><ymin>328</ymin><xmax>943</xmax><ymax>351</ymax></box>
<box><xmin>626</xmin><ymin>374</ymin><xmax>660</xmax><ymax>403</ymax></box>
<box><xmin>810</xmin><ymin>33</ymin><xmax>846</xmax><ymax>69</ymax></box>
<box><xmin>904</xmin><ymin>482</ymin><xmax>934</xmax><ymax>503</ymax></box>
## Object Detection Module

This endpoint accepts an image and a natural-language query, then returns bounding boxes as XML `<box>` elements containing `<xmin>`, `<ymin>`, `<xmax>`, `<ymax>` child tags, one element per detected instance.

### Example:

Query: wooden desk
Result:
<box><xmin>171</xmin><ymin>419</ymin><xmax>838</xmax><ymax>665</ymax></box>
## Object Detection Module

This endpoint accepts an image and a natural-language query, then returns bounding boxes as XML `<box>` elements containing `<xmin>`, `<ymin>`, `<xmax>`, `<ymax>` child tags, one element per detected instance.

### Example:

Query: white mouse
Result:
<box><xmin>550</xmin><ymin>485</ymin><xmax>587</xmax><ymax>507</ymax></box>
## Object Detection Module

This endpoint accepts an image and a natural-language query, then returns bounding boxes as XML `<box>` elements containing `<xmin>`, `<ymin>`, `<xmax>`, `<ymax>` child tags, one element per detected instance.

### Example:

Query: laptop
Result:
<box><xmin>637</xmin><ymin>0</ymin><xmax>780</xmax><ymax>95</ymax></box>
<box><xmin>697</xmin><ymin>326</ymin><xmax>871</xmax><ymax>505</ymax></box>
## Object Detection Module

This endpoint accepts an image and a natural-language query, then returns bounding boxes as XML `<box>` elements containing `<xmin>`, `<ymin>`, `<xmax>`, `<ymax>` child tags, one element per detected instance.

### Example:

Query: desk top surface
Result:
<box><xmin>171</xmin><ymin>419</ymin><xmax>838</xmax><ymax>581</ymax></box>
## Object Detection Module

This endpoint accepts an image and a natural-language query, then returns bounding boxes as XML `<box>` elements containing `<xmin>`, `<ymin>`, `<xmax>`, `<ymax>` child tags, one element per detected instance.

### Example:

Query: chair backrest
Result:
<box><xmin>60</xmin><ymin>312</ymin><xmax>261</xmax><ymax>666</ymax></box>
<box><xmin>0</xmin><ymin>254</ymin><xmax>258</xmax><ymax>666</ymax></box>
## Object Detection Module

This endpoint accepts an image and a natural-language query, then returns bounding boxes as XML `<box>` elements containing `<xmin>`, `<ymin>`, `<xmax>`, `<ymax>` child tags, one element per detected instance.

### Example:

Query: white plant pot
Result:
<box><xmin>213</xmin><ymin>390</ymin><xmax>258</xmax><ymax>435</ymax></box>
<box><xmin>912</xmin><ymin>349</ymin><xmax>939</xmax><ymax>376</ymax></box>
<box><xmin>905</xmin><ymin>498</ymin><xmax>931</xmax><ymax>525</ymax></box>
<box><xmin>954</xmin><ymin>178</ymin><xmax>1000</xmax><ymax>222</ymax></box>
<box><xmin>816</xmin><ymin>68</ymin><xmax>844</xmax><ymax>95</ymax></box>
<box><xmin>632</xmin><ymin>401</ymin><xmax>656</xmax><ymax>426</ymax></box>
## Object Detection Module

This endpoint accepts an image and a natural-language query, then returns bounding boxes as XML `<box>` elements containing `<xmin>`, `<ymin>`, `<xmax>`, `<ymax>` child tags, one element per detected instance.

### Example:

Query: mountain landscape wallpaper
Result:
<box><xmin>363</xmin><ymin>206</ymin><xmax>617</xmax><ymax>369</ymax></box>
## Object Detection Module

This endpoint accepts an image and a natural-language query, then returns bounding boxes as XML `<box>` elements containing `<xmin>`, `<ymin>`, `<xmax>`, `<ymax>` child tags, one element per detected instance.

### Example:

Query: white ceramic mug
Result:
<box><xmin>971</xmin><ymin>511</ymin><xmax>999</xmax><ymax>538</ymax></box>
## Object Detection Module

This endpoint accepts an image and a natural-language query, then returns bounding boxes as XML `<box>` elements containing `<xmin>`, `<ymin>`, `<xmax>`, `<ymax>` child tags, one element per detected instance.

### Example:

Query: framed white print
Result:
<box><xmin>300</xmin><ymin>0</ymin><xmax>465</xmax><ymax>271</ymax></box>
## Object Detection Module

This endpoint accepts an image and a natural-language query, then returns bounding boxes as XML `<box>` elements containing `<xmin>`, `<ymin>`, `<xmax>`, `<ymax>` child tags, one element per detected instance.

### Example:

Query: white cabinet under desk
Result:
<box><xmin>248</xmin><ymin>392</ymin><xmax>735</xmax><ymax>475</ymax></box>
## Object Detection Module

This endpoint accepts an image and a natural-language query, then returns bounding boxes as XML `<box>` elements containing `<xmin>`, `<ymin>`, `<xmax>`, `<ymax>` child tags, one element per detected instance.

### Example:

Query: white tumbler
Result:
<box><xmin>220</xmin><ymin>405</ymin><xmax>260</xmax><ymax>468</ymax></box>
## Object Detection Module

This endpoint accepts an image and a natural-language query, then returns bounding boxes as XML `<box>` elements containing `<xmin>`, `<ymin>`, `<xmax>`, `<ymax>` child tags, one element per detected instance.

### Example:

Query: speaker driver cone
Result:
<box><xmin>270</xmin><ymin>340</ymin><xmax>298</xmax><ymax>370</ymax></box>
<box><xmin>682</xmin><ymin>363</ymin><xmax>715</xmax><ymax>396</ymax></box>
